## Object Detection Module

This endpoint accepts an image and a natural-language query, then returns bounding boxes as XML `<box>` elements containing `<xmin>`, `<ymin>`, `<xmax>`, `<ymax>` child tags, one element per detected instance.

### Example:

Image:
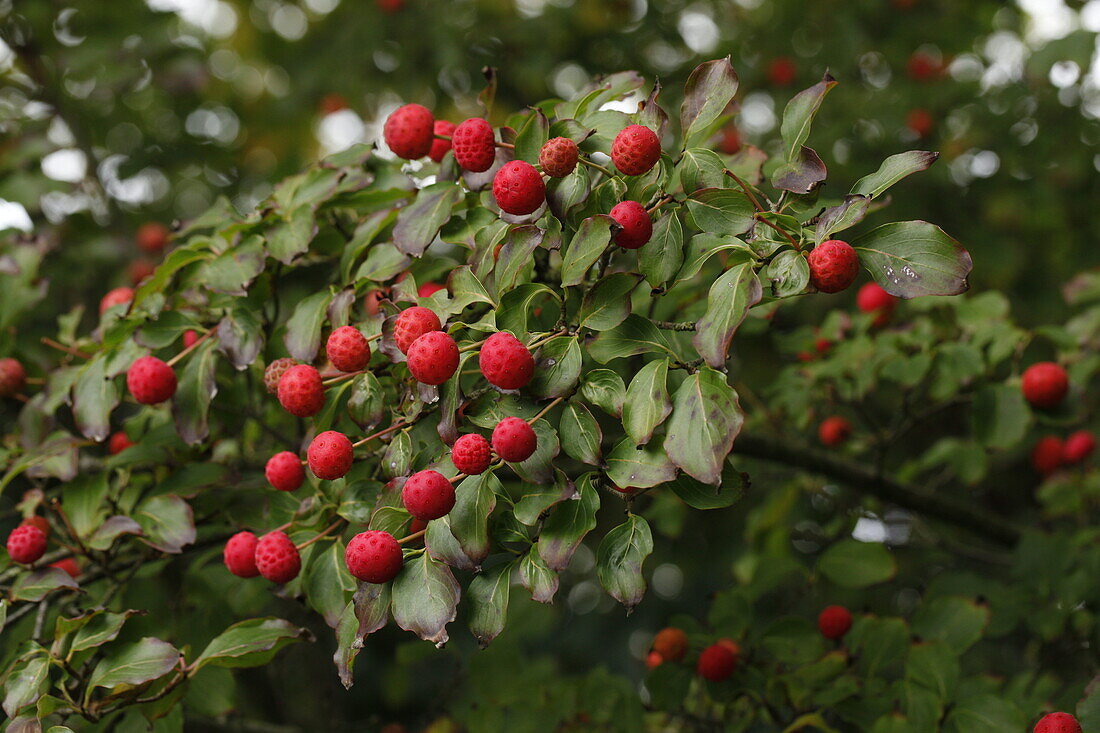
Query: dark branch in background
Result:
<box><xmin>731</xmin><ymin>433</ymin><xmax>1023</xmax><ymax>547</ymax></box>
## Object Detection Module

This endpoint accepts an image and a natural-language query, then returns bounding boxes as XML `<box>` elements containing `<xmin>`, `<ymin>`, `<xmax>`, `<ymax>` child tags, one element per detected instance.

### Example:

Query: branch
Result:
<box><xmin>731</xmin><ymin>433</ymin><xmax>1023</xmax><ymax>547</ymax></box>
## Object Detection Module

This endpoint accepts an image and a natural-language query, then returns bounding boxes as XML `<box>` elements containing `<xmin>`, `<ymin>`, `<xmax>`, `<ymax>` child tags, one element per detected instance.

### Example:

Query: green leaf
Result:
<box><xmin>391</xmin><ymin>553</ymin><xmax>461</xmax><ymax>645</ymax></box>
<box><xmin>11</xmin><ymin>568</ymin><xmax>78</xmax><ymax>602</ymax></box>
<box><xmin>305</xmin><ymin>541</ymin><xmax>356</xmax><ymax>629</ymax></box>
<box><xmin>495</xmin><ymin>283</ymin><xmax>561</xmax><ymax>335</ymax></box>
<box><xmin>668</xmin><ymin>463</ymin><xmax>746</xmax><ymax>510</ymax></box>
<box><xmin>448</xmin><ymin>473</ymin><xmax>498</xmax><ymax>568</ymax></box>
<box><xmin>71</xmin><ymin>355</ymin><xmax>119</xmax><ymax>442</ymax></box>
<box><xmin>765</xmin><ymin>249</ymin><xmax>810</xmax><ymax>298</ymax></box>
<box><xmin>512</xmin><ymin>469</ymin><xmax>576</xmax><ymax>525</ymax></box>
<box><xmin>911</xmin><ymin>597</ymin><xmax>990</xmax><ymax>653</ymax></box>
<box><xmin>1078</xmin><ymin>683</ymin><xmax>1100</xmax><ymax>731</ymax></box>
<box><xmin>199</xmin><ymin>234</ymin><xmax>265</xmax><ymax>295</ymax></box>
<box><xmin>971</xmin><ymin>383</ymin><xmax>1031</xmax><ymax>449</ymax></box>
<box><xmin>605</xmin><ymin>438</ymin><xmax>677</xmax><ymax>490</ymax></box>
<box><xmin>538</xmin><ymin>473</ymin><xmax>600</xmax><ymax>570</ymax></box>
<box><xmin>3</xmin><ymin>655</ymin><xmax>48</xmax><ymax>718</ymax></box>
<box><xmin>639</xmin><ymin>212</ymin><xmax>685</xmax><ymax>290</ymax></box>
<box><xmin>579</xmin><ymin>369</ymin><xmax>626</xmax><ymax>417</ymax></box>
<box><xmin>283</xmin><ymin>288</ymin><xmax>334</xmax><ymax>361</ymax></box>
<box><xmin>819</xmin><ymin>539</ymin><xmax>898</xmax><ymax>588</ymax></box>
<box><xmin>589</xmin><ymin>314</ymin><xmax>679</xmax><ymax>364</ymax></box>
<box><xmin>680</xmin><ymin>57</ymin><xmax>739</xmax><ymax>148</ymax></box>
<box><xmin>468</xmin><ymin>560</ymin><xmax>513</xmax><ymax>648</ymax></box>
<box><xmin>494</xmin><ymin>225</ymin><xmax>544</xmax><ymax>296</ymax></box>
<box><xmin>514</xmin><ymin>109</ymin><xmax>549</xmax><ymax>164</ymax></box>
<box><xmin>684</xmin><ymin>188</ymin><xmax>755</xmax><ymax>237</ymax></box>
<box><xmin>559</xmin><ymin>402</ymin><xmax>602</xmax><ymax>466</ymax></box>
<box><xmin>693</xmin><ymin>263</ymin><xmax>763</xmax><ymax>368</ymax></box>
<box><xmin>88</xmin><ymin>637</ymin><xmax>180</xmax><ymax>691</ymax></box>
<box><xmin>663</xmin><ymin>368</ymin><xmax>743</xmax><ymax>484</ymax></box>
<box><xmin>392</xmin><ymin>181</ymin><xmax>462</xmax><ymax>256</ymax></box>
<box><xmin>578</xmin><ymin>273</ymin><xmax>640</xmax><ymax>332</ymax></box>
<box><xmin>596</xmin><ymin>514</ymin><xmax>653</xmax><ymax>612</ymax></box>
<box><xmin>216</xmin><ymin>299</ymin><xmax>265</xmax><ymax>370</ymax></box>
<box><xmin>677</xmin><ymin>233</ymin><xmax>754</xmax><ymax>284</ymax></box>
<box><xmin>853</xmin><ymin>221</ymin><xmax>973</xmax><ymax>298</ymax></box>
<box><xmin>942</xmin><ymin>695</ymin><xmax>1025</xmax><ymax>732</ymax></box>
<box><xmin>171</xmin><ymin>339</ymin><xmax>218</xmax><ymax>445</ymax></box>
<box><xmin>86</xmin><ymin>515</ymin><xmax>143</xmax><ymax>551</ymax></box>
<box><xmin>622</xmin><ymin>358</ymin><xmax>672</xmax><ymax>445</ymax></box>
<box><xmin>561</xmin><ymin>215</ymin><xmax>615</xmax><ymax>287</ymax></box>
<box><xmin>529</xmin><ymin>335</ymin><xmax>582</xmax><ymax>398</ymax></box>
<box><xmin>815</xmin><ymin>195</ymin><xmax>872</xmax><ymax>242</ymax></box>
<box><xmin>193</xmin><ymin>618</ymin><xmax>311</xmax><ymax>671</ymax></box>
<box><xmin>851</xmin><ymin>151</ymin><xmax>940</xmax><ymax>199</ymax></box>
<box><xmin>266</xmin><ymin>205</ymin><xmax>316</xmax><ymax>264</ymax></box>
<box><xmin>71</xmin><ymin>612</ymin><xmax>136</xmax><ymax>653</ymax></box>
<box><xmin>134</xmin><ymin>495</ymin><xmax>195</xmax><ymax>553</ymax></box>
<box><xmin>779</xmin><ymin>73</ymin><xmax>838</xmax><ymax>165</ymax></box>
<box><xmin>519</xmin><ymin>548</ymin><xmax>559</xmax><ymax>603</ymax></box>
<box><xmin>677</xmin><ymin>148</ymin><xmax>726</xmax><ymax>193</ymax></box>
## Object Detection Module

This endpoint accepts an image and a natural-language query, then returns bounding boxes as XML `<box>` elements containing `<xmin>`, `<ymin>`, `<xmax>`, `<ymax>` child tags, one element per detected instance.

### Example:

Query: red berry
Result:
<box><xmin>136</xmin><ymin>222</ymin><xmax>169</xmax><ymax>254</ymax></box>
<box><xmin>364</xmin><ymin>289</ymin><xmax>388</xmax><ymax>316</ymax></box>
<box><xmin>452</xmin><ymin>117</ymin><xmax>496</xmax><ymax>172</ymax></box>
<box><xmin>906</xmin><ymin>108</ymin><xmax>934</xmax><ymax>138</ymax></box>
<box><xmin>645</xmin><ymin>651</ymin><xmax>664</xmax><ymax>669</ymax></box>
<box><xmin>345</xmin><ymin>530</ymin><xmax>404</xmax><ymax>583</ymax></box>
<box><xmin>394</xmin><ymin>306</ymin><xmax>443</xmax><ymax>354</ymax></box>
<box><xmin>100</xmin><ymin>287</ymin><xmax>134</xmax><ymax>315</ymax></box>
<box><xmin>377</xmin><ymin>0</ymin><xmax>404</xmax><ymax>12</ymax></box>
<box><xmin>1034</xmin><ymin>712</ymin><xmax>1082</xmax><ymax>733</ymax></box>
<box><xmin>50</xmin><ymin>558</ymin><xmax>80</xmax><ymax>578</ymax></box>
<box><xmin>402</xmin><ymin>469</ymin><xmax>456</xmax><ymax>521</ymax></box>
<box><xmin>406</xmin><ymin>331</ymin><xmax>459</xmax><ymax>385</ymax></box>
<box><xmin>126</xmin><ymin>356</ymin><xmax>177</xmax><ymax>405</ymax></box>
<box><xmin>652</xmin><ymin>627</ymin><xmax>688</xmax><ymax>662</ymax></box>
<box><xmin>429</xmin><ymin>120</ymin><xmax>456</xmax><ymax>163</ymax></box>
<box><xmin>856</xmin><ymin>283</ymin><xmax>898</xmax><ymax>326</ymax></box>
<box><xmin>0</xmin><ymin>358</ymin><xmax>27</xmax><ymax>398</ymax></box>
<box><xmin>7</xmin><ymin>524</ymin><xmax>46</xmax><ymax>565</ymax></box>
<box><xmin>609</xmin><ymin>200</ymin><xmax>653</xmax><ymax>249</ymax></box>
<box><xmin>1063</xmin><ymin>430</ymin><xmax>1096</xmax><ymax>465</ymax></box>
<box><xmin>307</xmin><ymin>431</ymin><xmax>354</xmax><ymax>480</ymax></box>
<box><xmin>224</xmin><ymin>531</ymin><xmax>260</xmax><ymax>578</ymax></box>
<box><xmin>808</xmin><ymin>240</ymin><xmax>859</xmax><ymax>294</ymax></box>
<box><xmin>109</xmin><ymin>431</ymin><xmax>134</xmax><ymax>455</ymax></box>
<box><xmin>479</xmin><ymin>332</ymin><xmax>535</xmax><ymax>390</ymax></box>
<box><xmin>717</xmin><ymin>638</ymin><xmax>741</xmax><ymax>658</ymax></box>
<box><xmin>266</xmin><ymin>451</ymin><xmax>306</xmax><ymax>491</ymax></box>
<box><xmin>21</xmin><ymin>516</ymin><xmax>49</xmax><ymax>537</ymax></box>
<box><xmin>318</xmin><ymin>93</ymin><xmax>347</xmax><ymax>115</ymax></box>
<box><xmin>815</xmin><ymin>338</ymin><xmax>833</xmax><ymax>355</ymax></box>
<box><xmin>696</xmin><ymin>643</ymin><xmax>736</xmax><ymax>681</ymax></box>
<box><xmin>326</xmin><ymin>326</ymin><xmax>371</xmax><ymax>372</ymax></box>
<box><xmin>1022</xmin><ymin>362</ymin><xmax>1069</xmax><ymax>410</ymax></box>
<box><xmin>128</xmin><ymin>259</ymin><xmax>155</xmax><ymax>285</ymax></box>
<box><xmin>818</xmin><ymin>605</ymin><xmax>853</xmax><ymax>640</ymax></box>
<box><xmin>277</xmin><ymin>365</ymin><xmax>325</xmax><ymax>417</ymax></box>
<box><xmin>492</xmin><ymin>417</ymin><xmax>537</xmax><ymax>463</ymax></box>
<box><xmin>418</xmin><ymin>282</ymin><xmax>445</xmax><ymax>298</ymax></box>
<box><xmin>492</xmin><ymin>160</ymin><xmax>546</xmax><ymax>215</ymax></box>
<box><xmin>1032</xmin><ymin>436</ymin><xmax>1064</xmax><ymax>476</ymax></box>
<box><xmin>254</xmin><ymin>531</ymin><xmax>301</xmax><ymax>583</ymax></box>
<box><xmin>452</xmin><ymin>434</ymin><xmax>492</xmax><ymax>475</ymax></box>
<box><xmin>611</xmin><ymin>124</ymin><xmax>661</xmax><ymax>176</ymax></box>
<box><xmin>383</xmin><ymin>103</ymin><xmax>434</xmax><ymax>160</ymax></box>
<box><xmin>767</xmin><ymin>56</ymin><xmax>797</xmax><ymax>86</ymax></box>
<box><xmin>818</xmin><ymin>417</ymin><xmax>851</xmax><ymax>447</ymax></box>
<box><xmin>539</xmin><ymin>137</ymin><xmax>579</xmax><ymax>178</ymax></box>
<box><xmin>264</xmin><ymin>357</ymin><xmax>298</xmax><ymax>394</ymax></box>
<box><xmin>907</xmin><ymin>52</ymin><xmax>940</xmax><ymax>82</ymax></box>
<box><xmin>718</xmin><ymin>125</ymin><xmax>742</xmax><ymax>155</ymax></box>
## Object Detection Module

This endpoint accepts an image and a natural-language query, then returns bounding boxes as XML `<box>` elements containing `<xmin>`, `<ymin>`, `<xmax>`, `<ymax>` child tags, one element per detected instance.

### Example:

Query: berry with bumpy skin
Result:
<box><xmin>307</xmin><ymin>431</ymin><xmax>354</xmax><ymax>480</ymax></box>
<box><xmin>50</xmin><ymin>558</ymin><xmax>80</xmax><ymax>578</ymax></box>
<box><xmin>808</xmin><ymin>240</ymin><xmax>859</xmax><ymax>294</ymax></box>
<box><xmin>7</xmin><ymin>524</ymin><xmax>46</xmax><ymax>565</ymax></box>
<box><xmin>1022</xmin><ymin>362</ymin><xmax>1069</xmax><ymax>410</ymax></box>
<box><xmin>326</xmin><ymin>326</ymin><xmax>371</xmax><ymax>372</ymax></box>
<box><xmin>645</xmin><ymin>651</ymin><xmax>664</xmax><ymax>669</ymax></box>
<box><xmin>136</xmin><ymin>222</ymin><xmax>169</xmax><ymax>253</ymax></box>
<box><xmin>402</xmin><ymin>469</ymin><xmax>456</xmax><ymax>521</ymax></box>
<box><xmin>492</xmin><ymin>160</ymin><xmax>545</xmax><ymax>215</ymax></box>
<box><xmin>1032</xmin><ymin>436</ymin><xmax>1064</xmax><ymax>476</ymax></box>
<box><xmin>818</xmin><ymin>417</ymin><xmax>852</xmax><ymax>447</ymax></box>
<box><xmin>1034</xmin><ymin>713</ymin><xmax>1082</xmax><ymax>733</ymax></box>
<box><xmin>429</xmin><ymin>120</ymin><xmax>456</xmax><ymax>163</ymax></box>
<box><xmin>183</xmin><ymin>330</ymin><xmax>199</xmax><ymax>348</ymax></box>
<box><xmin>0</xmin><ymin>358</ymin><xmax>27</xmax><ymax>398</ymax></box>
<box><xmin>539</xmin><ymin>137</ymin><xmax>579</xmax><ymax>178</ymax></box>
<box><xmin>254</xmin><ymin>531</ymin><xmax>301</xmax><ymax>583</ymax></box>
<box><xmin>452</xmin><ymin>434</ymin><xmax>492</xmax><ymax>475</ymax></box>
<box><xmin>128</xmin><ymin>259</ymin><xmax>155</xmax><ymax>285</ymax></box>
<box><xmin>906</xmin><ymin>108</ymin><xmax>934</xmax><ymax>138</ymax></box>
<box><xmin>109</xmin><ymin>431</ymin><xmax>134</xmax><ymax>455</ymax></box>
<box><xmin>652</xmin><ymin>627</ymin><xmax>688</xmax><ymax>662</ymax></box>
<box><xmin>609</xmin><ymin>200</ymin><xmax>653</xmax><ymax>249</ymax></box>
<box><xmin>100</xmin><ymin>287</ymin><xmax>134</xmax><ymax>315</ymax></box>
<box><xmin>406</xmin><ymin>331</ymin><xmax>459</xmax><ymax>385</ymax></box>
<box><xmin>394</xmin><ymin>306</ymin><xmax>442</xmax><ymax>354</ymax></box>
<box><xmin>277</xmin><ymin>365</ymin><xmax>325</xmax><ymax>417</ymax></box>
<box><xmin>818</xmin><ymin>605</ymin><xmax>853</xmax><ymax>640</ymax></box>
<box><xmin>492</xmin><ymin>417</ymin><xmax>537</xmax><ymax>462</ymax></box>
<box><xmin>418</xmin><ymin>282</ymin><xmax>445</xmax><ymax>298</ymax></box>
<box><xmin>264</xmin><ymin>358</ymin><xmax>297</xmax><ymax>394</ymax></box>
<box><xmin>1064</xmin><ymin>430</ymin><xmax>1096</xmax><ymax>465</ymax></box>
<box><xmin>479</xmin><ymin>331</ymin><xmax>534</xmax><ymax>390</ymax></box>
<box><xmin>718</xmin><ymin>125</ymin><xmax>741</xmax><ymax>154</ymax></box>
<box><xmin>21</xmin><ymin>516</ymin><xmax>49</xmax><ymax>536</ymax></box>
<box><xmin>452</xmin><ymin>117</ymin><xmax>496</xmax><ymax>172</ymax></box>
<box><xmin>856</xmin><ymin>282</ymin><xmax>898</xmax><ymax>326</ymax></box>
<box><xmin>266</xmin><ymin>451</ymin><xmax>305</xmax><ymax>491</ymax></box>
<box><xmin>127</xmin><ymin>356</ymin><xmax>177</xmax><ymax>405</ymax></box>
<box><xmin>383</xmin><ymin>103</ymin><xmax>434</xmax><ymax>160</ymax></box>
<box><xmin>345</xmin><ymin>530</ymin><xmax>403</xmax><ymax>583</ymax></box>
<box><xmin>224</xmin><ymin>531</ymin><xmax>260</xmax><ymax>578</ymax></box>
<box><xmin>768</xmin><ymin>57</ymin><xmax>797</xmax><ymax>86</ymax></box>
<box><xmin>696</xmin><ymin>643</ymin><xmax>736</xmax><ymax>681</ymax></box>
<box><xmin>611</xmin><ymin>124</ymin><xmax>661</xmax><ymax>176</ymax></box>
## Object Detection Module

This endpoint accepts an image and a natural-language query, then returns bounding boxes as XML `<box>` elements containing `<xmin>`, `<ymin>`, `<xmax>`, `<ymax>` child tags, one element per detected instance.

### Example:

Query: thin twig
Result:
<box><xmin>754</xmin><ymin>213</ymin><xmax>802</xmax><ymax>252</ymax></box>
<box><xmin>351</xmin><ymin>420</ymin><xmax>412</xmax><ymax>449</ymax></box>
<box><xmin>578</xmin><ymin>157</ymin><xmax>615</xmax><ymax>177</ymax></box>
<box><xmin>295</xmin><ymin>520</ymin><xmax>344</xmax><ymax>550</ymax></box>
<box><xmin>166</xmin><ymin>329</ymin><xmax>214</xmax><ymax>367</ymax></box>
<box><xmin>397</xmin><ymin>529</ymin><xmax>427</xmax><ymax>546</ymax></box>
<box><xmin>41</xmin><ymin>337</ymin><xmax>90</xmax><ymax>359</ymax></box>
<box><xmin>724</xmin><ymin>168</ymin><xmax>765</xmax><ymax>213</ymax></box>
<box><xmin>528</xmin><ymin>396</ymin><xmax>565</xmax><ymax>425</ymax></box>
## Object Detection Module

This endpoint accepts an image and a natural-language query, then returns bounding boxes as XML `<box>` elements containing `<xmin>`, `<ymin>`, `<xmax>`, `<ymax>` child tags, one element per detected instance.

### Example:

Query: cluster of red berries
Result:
<box><xmin>1031</xmin><ymin>430</ymin><xmax>1096</xmax><ymax>476</ymax></box>
<box><xmin>644</xmin><ymin>626</ymin><xmax>742</xmax><ymax>683</ymax></box>
<box><xmin>383</xmin><ymin>104</ymin><xmax>660</xmax><ymax>243</ymax></box>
